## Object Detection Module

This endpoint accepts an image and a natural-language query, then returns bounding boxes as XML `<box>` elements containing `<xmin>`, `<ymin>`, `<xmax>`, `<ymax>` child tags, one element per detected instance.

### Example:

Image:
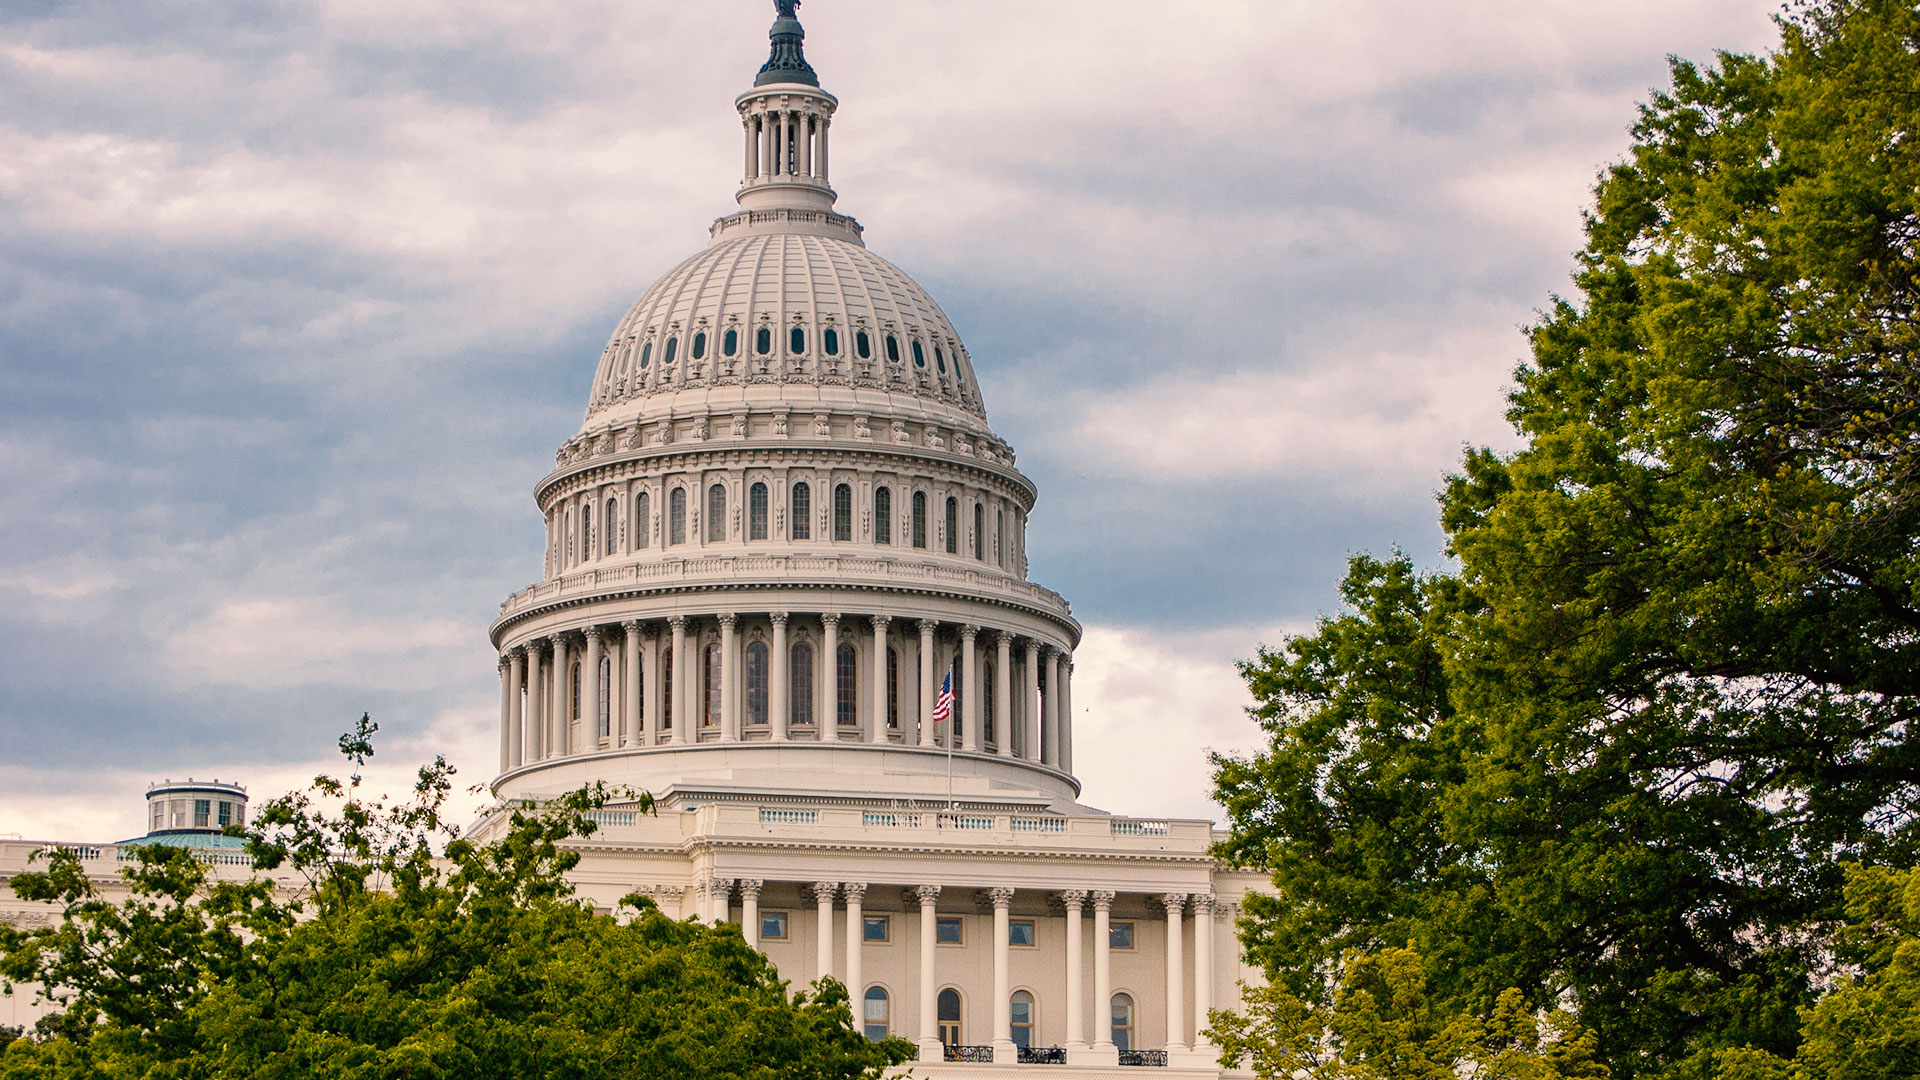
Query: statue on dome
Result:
<box><xmin>775</xmin><ymin>0</ymin><xmax>800</xmax><ymax>18</ymax></box>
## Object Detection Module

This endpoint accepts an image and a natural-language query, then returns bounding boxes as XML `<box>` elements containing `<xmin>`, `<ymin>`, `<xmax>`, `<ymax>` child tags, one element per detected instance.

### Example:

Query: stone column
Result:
<box><xmin>821</xmin><ymin>613</ymin><xmax>840</xmax><ymax>734</ymax></box>
<box><xmin>497</xmin><ymin>655</ymin><xmax>512</xmax><ymax>771</ymax></box>
<box><xmin>1062</xmin><ymin>890</ymin><xmax>1088</xmax><ymax>1050</ymax></box>
<box><xmin>812</xmin><ymin>881</ymin><xmax>837</xmax><ymax>983</ymax></box>
<box><xmin>762</xmin><ymin>109</ymin><xmax>776</xmax><ymax>179</ymax></box>
<box><xmin>668</xmin><ymin>616</ymin><xmax>688</xmax><ymax>744</ymax></box>
<box><xmin>1042</xmin><ymin>646</ymin><xmax>1059</xmax><ymax>767</ymax></box>
<box><xmin>1162</xmin><ymin>894</ymin><xmax>1187</xmax><ymax>1052</ymax></box>
<box><xmin>1024</xmin><ymin>641</ymin><xmax>1042</xmax><ymax>762</ymax></box>
<box><xmin>916</xmin><ymin>885</ymin><xmax>942</xmax><ymax>1060</ymax></box>
<box><xmin>870</xmin><ymin>615</ymin><xmax>890</xmax><ymax>742</ymax></box>
<box><xmin>990</xmin><ymin>886</ymin><xmax>1017</xmax><ymax>1062</ymax></box>
<box><xmin>740</xmin><ymin>879</ymin><xmax>764</xmax><ymax>949</ymax></box>
<box><xmin>1062</xmin><ymin>657</ymin><xmax>1075</xmax><ymax>774</ymax></box>
<box><xmin>744</xmin><ymin>113</ymin><xmax>757</xmax><ymax>180</ymax></box>
<box><xmin>960</xmin><ymin>625</ymin><xmax>980</xmax><ymax>751</ymax></box>
<box><xmin>709</xmin><ymin>877</ymin><xmax>734</xmax><ymax>924</ymax></box>
<box><xmin>582</xmin><ymin>626</ymin><xmax>604</xmax><ymax>748</ymax></box>
<box><xmin>778</xmin><ymin>110</ymin><xmax>791</xmax><ymax>174</ymax></box>
<box><xmin>622</xmin><ymin>621</ymin><xmax>642</xmax><ymax>747</ymax></box>
<box><xmin>995</xmin><ymin>632</ymin><xmax>1014</xmax><ymax>757</ymax></box>
<box><xmin>817</xmin><ymin>117</ymin><xmax>829</xmax><ymax>182</ymax></box>
<box><xmin>525</xmin><ymin>641</ymin><xmax>546</xmax><ymax>760</ymax></box>
<box><xmin>770</xmin><ymin>613</ymin><xmax>790</xmax><ymax>741</ymax></box>
<box><xmin>551</xmin><ymin>633</ymin><xmax>572</xmax><ymax>757</ymax></box>
<box><xmin>507</xmin><ymin>648</ymin><xmax>526</xmax><ymax>768</ymax></box>
<box><xmin>844</xmin><ymin>882</ymin><xmax>867</xmax><ymax>1025</ymax></box>
<box><xmin>918</xmin><ymin>620</ymin><xmax>938</xmax><ymax>747</ymax></box>
<box><xmin>718</xmin><ymin>613</ymin><xmax>739</xmax><ymax>741</ymax></box>
<box><xmin>1091</xmin><ymin>891</ymin><xmax>1118</xmax><ymax>1061</ymax></box>
<box><xmin>1191</xmin><ymin>893</ymin><xmax>1215</xmax><ymax>1049</ymax></box>
<box><xmin>643</xmin><ymin>628</ymin><xmax>662</xmax><ymax>745</ymax></box>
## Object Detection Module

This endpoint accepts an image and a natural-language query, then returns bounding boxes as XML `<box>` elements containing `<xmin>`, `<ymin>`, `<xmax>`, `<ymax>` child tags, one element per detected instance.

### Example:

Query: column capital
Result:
<box><xmin>915</xmin><ymin>884</ymin><xmax>942</xmax><ymax>905</ymax></box>
<box><xmin>821</xmin><ymin>612</ymin><xmax>840</xmax><ymax>630</ymax></box>
<box><xmin>1189</xmin><ymin>892</ymin><xmax>1216</xmax><ymax>915</ymax></box>
<box><xmin>1160</xmin><ymin>892</ymin><xmax>1188</xmax><ymax>914</ymax></box>
<box><xmin>621</xmin><ymin>618</ymin><xmax>643</xmax><ymax>635</ymax></box>
<box><xmin>717</xmin><ymin>612</ymin><xmax>738</xmax><ymax>630</ymax></box>
<box><xmin>770</xmin><ymin>611</ymin><xmax>790</xmax><ymax>627</ymax></box>
<box><xmin>1090</xmin><ymin>889</ymin><xmax>1116</xmax><ymax>911</ymax></box>
<box><xmin>985</xmin><ymin>886</ymin><xmax>1016</xmax><ymax>909</ymax></box>
<box><xmin>667</xmin><ymin>614</ymin><xmax>688</xmax><ymax>632</ymax></box>
<box><xmin>841</xmin><ymin>881</ymin><xmax>868</xmax><ymax>903</ymax></box>
<box><xmin>871</xmin><ymin>613</ymin><xmax>891</xmax><ymax>631</ymax></box>
<box><xmin>526</xmin><ymin>638</ymin><xmax>550</xmax><ymax>657</ymax></box>
<box><xmin>498</xmin><ymin>654</ymin><xmax>511</xmax><ymax>671</ymax></box>
<box><xmin>1058</xmin><ymin>889</ymin><xmax>1088</xmax><ymax>910</ymax></box>
<box><xmin>997</xmin><ymin>629</ymin><xmax>1016</xmax><ymax>648</ymax></box>
<box><xmin>808</xmin><ymin>881</ymin><xmax>839</xmax><ymax>903</ymax></box>
<box><xmin>737</xmin><ymin>878</ymin><xmax>764</xmax><ymax>901</ymax></box>
<box><xmin>583</xmin><ymin>624</ymin><xmax>605</xmax><ymax>643</ymax></box>
<box><xmin>918</xmin><ymin>618</ymin><xmax>939</xmax><ymax>635</ymax></box>
<box><xmin>960</xmin><ymin>624</ymin><xmax>980</xmax><ymax>642</ymax></box>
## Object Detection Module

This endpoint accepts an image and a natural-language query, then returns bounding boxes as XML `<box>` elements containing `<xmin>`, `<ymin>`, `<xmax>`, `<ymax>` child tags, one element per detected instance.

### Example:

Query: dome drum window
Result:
<box><xmin>723</xmin><ymin>328</ymin><xmax>739</xmax><ymax>356</ymax></box>
<box><xmin>823</xmin><ymin>327</ymin><xmax>840</xmax><ymax>355</ymax></box>
<box><xmin>692</xmin><ymin>331</ymin><xmax>708</xmax><ymax>360</ymax></box>
<box><xmin>640</xmin><ymin>341</ymin><xmax>652</xmax><ymax>368</ymax></box>
<box><xmin>756</xmin><ymin>327</ymin><xmax>772</xmax><ymax>355</ymax></box>
<box><xmin>856</xmin><ymin>330</ymin><xmax>872</xmax><ymax>359</ymax></box>
<box><xmin>663</xmin><ymin>337</ymin><xmax>678</xmax><ymax>366</ymax></box>
<box><xmin>885</xmin><ymin>335</ymin><xmax>900</xmax><ymax>363</ymax></box>
<box><xmin>790</xmin><ymin>327</ymin><xmax>806</xmax><ymax>354</ymax></box>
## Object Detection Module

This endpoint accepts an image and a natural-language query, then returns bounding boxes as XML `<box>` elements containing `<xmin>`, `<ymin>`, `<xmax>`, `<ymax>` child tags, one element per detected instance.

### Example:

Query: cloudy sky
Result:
<box><xmin>0</xmin><ymin>0</ymin><xmax>1784</xmax><ymax>840</ymax></box>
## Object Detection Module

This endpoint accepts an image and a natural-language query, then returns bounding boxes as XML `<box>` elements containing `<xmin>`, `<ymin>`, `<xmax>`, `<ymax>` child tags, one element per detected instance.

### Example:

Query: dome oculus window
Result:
<box><xmin>911</xmin><ymin>340</ymin><xmax>925</xmax><ymax>368</ymax></box>
<box><xmin>856</xmin><ymin>331</ymin><xmax>872</xmax><ymax>359</ymax></box>
<box><xmin>885</xmin><ymin>335</ymin><xmax>900</xmax><ymax>363</ymax></box>
<box><xmin>691</xmin><ymin>331</ymin><xmax>707</xmax><ymax>360</ymax></box>
<box><xmin>790</xmin><ymin>327</ymin><xmax>806</xmax><ymax>354</ymax></box>
<box><xmin>723</xmin><ymin>328</ymin><xmax>739</xmax><ymax>356</ymax></box>
<box><xmin>823</xmin><ymin>327</ymin><xmax>840</xmax><ymax>355</ymax></box>
<box><xmin>640</xmin><ymin>342</ymin><xmax>652</xmax><ymax>368</ymax></box>
<box><xmin>663</xmin><ymin>337</ymin><xmax>677</xmax><ymax>365</ymax></box>
<box><xmin>935</xmin><ymin>346</ymin><xmax>946</xmax><ymax>373</ymax></box>
<box><xmin>756</xmin><ymin>327</ymin><xmax>772</xmax><ymax>356</ymax></box>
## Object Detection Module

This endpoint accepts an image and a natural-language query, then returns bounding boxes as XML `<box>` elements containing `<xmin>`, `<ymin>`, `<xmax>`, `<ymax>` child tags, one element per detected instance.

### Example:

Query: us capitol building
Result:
<box><xmin>3</xmin><ymin>4</ymin><xmax>1266</xmax><ymax>1072</ymax></box>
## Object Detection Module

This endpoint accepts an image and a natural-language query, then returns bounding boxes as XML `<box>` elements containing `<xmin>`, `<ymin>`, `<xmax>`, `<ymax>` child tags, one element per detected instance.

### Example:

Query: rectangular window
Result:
<box><xmin>791</xmin><ymin>482</ymin><xmax>812</xmax><ymax>540</ymax></box>
<box><xmin>1009</xmin><ymin>918</ymin><xmax>1036</xmax><ymax>947</ymax></box>
<box><xmin>974</xmin><ymin>503</ymin><xmax>984</xmax><ymax>560</ymax></box>
<box><xmin>936</xmin><ymin>916</ymin><xmax>964</xmax><ymax>945</ymax></box>
<box><xmin>833</xmin><ymin>483</ymin><xmax>853</xmax><ymax>541</ymax></box>
<box><xmin>217</xmin><ymin>801</ymin><xmax>233</xmax><ymax>826</ymax></box>
<box><xmin>193</xmin><ymin>799</ymin><xmax>211</xmax><ymax>828</ymax></box>
<box><xmin>863</xmin><ymin>915</ymin><xmax>891</xmax><ymax>942</ymax></box>
<box><xmin>1109</xmin><ymin>921</ymin><xmax>1135</xmax><ymax>950</ymax></box>
<box><xmin>761</xmin><ymin>911</ymin><xmax>790</xmax><ymax>941</ymax></box>
<box><xmin>749</xmin><ymin>483</ymin><xmax>768</xmax><ymax>540</ymax></box>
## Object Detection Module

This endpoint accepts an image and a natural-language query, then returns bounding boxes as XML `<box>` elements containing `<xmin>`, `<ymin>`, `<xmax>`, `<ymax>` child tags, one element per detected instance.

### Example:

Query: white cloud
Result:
<box><xmin>160</xmin><ymin>596</ymin><xmax>470</xmax><ymax>691</ymax></box>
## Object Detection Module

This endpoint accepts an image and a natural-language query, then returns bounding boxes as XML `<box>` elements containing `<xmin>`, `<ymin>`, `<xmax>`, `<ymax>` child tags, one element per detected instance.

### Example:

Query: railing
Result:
<box><xmin>1010</xmin><ymin>816</ymin><xmax>1065</xmax><ymax>833</ymax></box>
<box><xmin>945</xmin><ymin>1045</ymin><xmax>995</xmax><ymax>1063</ymax></box>
<box><xmin>863</xmin><ymin>811</ymin><xmax>920</xmax><ymax>828</ymax></box>
<box><xmin>1110</xmin><ymin>819</ymin><xmax>1169</xmax><ymax>837</ymax></box>
<box><xmin>586</xmin><ymin>810</ymin><xmax>637</xmax><ymax>827</ymax></box>
<box><xmin>941</xmin><ymin>814</ymin><xmax>995</xmax><ymax>830</ymax></box>
<box><xmin>44</xmin><ymin>845</ymin><xmax>103</xmax><ymax>860</ymax></box>
<box><xmin>1018</xmin><ymin>1046</ymin><xmax>1068</xmax><ymax>1065</ymax></box>
<box><xmin>758</xmin><ymin>808</ymin><xmax>818</xmax><ymax>825</ymax></box>
<box><xmin>1118</xmin><ymin>1050</ymin><xmax>1169</xmax><ymax>1067</ymax></box>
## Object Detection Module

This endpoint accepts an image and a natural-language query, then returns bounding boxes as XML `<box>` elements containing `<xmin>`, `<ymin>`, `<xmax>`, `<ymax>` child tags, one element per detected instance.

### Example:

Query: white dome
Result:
<box><xmin>583</xmin><ymin>231</ymin><xmax>989</xmax><ymax>434</ymax></box>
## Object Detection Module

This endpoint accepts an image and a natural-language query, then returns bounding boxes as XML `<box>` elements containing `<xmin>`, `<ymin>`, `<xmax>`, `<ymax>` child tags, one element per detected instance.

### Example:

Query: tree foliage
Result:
<box><xmin>1214</xmin><ymin>3</ymin><xmax>1920</xmax><ymax>1078</ymax></box>
<box><xmin>1</xmin><ymin>716</ymin><xmax>914</xmax><ymax>1079</ymax></box>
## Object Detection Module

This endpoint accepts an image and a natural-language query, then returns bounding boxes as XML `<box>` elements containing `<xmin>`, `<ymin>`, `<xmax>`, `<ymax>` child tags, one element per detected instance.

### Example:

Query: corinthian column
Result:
<box><xmin>1042</xmin><ymin>646</ymin><xmax>1059</xmax><ymax>767</ymax></box>
<box><xmin>621</xmin><ymin>620</ymin><xmax>642</xmax><ymax>747</ymax></box>
<box><xmin>551</xmin><ymin>633</ymin><xmax>572</xmax><ymax>757</ymax></box>
<box><xmin>1091</xmin><ymin>891</ymin><xmax>1118</xmax><ymax>1060</ymax></box>
<box><xmin>740</xmin><ymin>879</ymin><xmax>764</xmax><ymax>948</ymax></box>
<box><xmin>812</xmin><ymin>881</ymin><xmax>838</xmax><ymax>983</ymax></box>
<box><xmin>844</xmin><ymin>882</ymin><xmax>868</xmax><ymax>1025</ymax></box>
<box><xmin>667</xmin><ymin>616</ymin><xmax>688</xmax><ymax>744</ymax></box>
<box><xmin>1024</xmin><ymin>640</ymin><xmax>1042</xmax><ymax>762</ymax></box>
<box><xmin>995</xmin><ymin>632</ymin><xmax>1014</xmax><ymax>757</ymax></box>
<box><xmin>916</xmin><ymin>884</ymin><xmax>942</xmax><ymax>1060</ymax></box>
<box><xmin>960</xmin><ymin>625</ymin><xmax>980</xmax><ymax>751</ymax></box>
<box><xmin>582</xmin><ymin>626</ymin><xmax>604</xmax><ymax>747</ymax></box>
<box><xmin>770</xmin><ymin>613</ymin><xmax>790</xmax><ymax>741</ymax></box>
<box><xmin>918</xmin><ymin>620</ymin><xmax>938</xmax><ymax>747</ymax></box>
<box><xmin>525</xmin><ymin>641</ymin><xmax>546</xmax><ymax>760</ymax></box>
<box><xmin>506</xmin><ymin>650</ymin><xmax>525</xmax><ymax>769</ymax></box>
<box><xmin>1192</xmin><ymin>893</ymin><xmax>1215</xmax><ymax>1050</ymax></box>
<box><xmin>1061</xmin><ymin>890</ymin><xmax>1088</xmax><ymax>1050</ymax></box>
<box><xmin>990</xmin><ymin>886</ymin><xmax>1017</xmax><ymax>1063</ymax></box>
<box><xmin>1162</xmin><ymin>893</ymin><xmax>1188</xmax><ymax>1052</ymax></box>
<box><xmin>821</xmin><ymin>613</ymin><xmax>840</xmax><ymax>733</ymax></box>
<box><xmin>870</xmin><ymin>615</ymin><xmax>891</xmax><ymax>742</ymax></box>
<box><xmin>718</xmin><ymin>613</ymin><xmax>739</xmax><ymax>741</ymax></box>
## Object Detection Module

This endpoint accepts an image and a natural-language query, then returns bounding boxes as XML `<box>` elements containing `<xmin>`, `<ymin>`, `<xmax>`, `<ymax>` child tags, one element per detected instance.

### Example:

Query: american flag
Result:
<box><xmin>931</xmin><ymin>670</ymin><xmax>954</xmax><ymax>727</ymax></box>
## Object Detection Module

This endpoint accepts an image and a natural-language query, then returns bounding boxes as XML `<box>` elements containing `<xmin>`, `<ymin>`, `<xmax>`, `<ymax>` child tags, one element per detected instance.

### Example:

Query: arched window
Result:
<box><xmin>790</xmin><ymin>326</ymin><xmax>806</xmax><ymax>354</ymax></box>
<box><xmin>937</xmin><ymin>988</ymin><xmax>963</xmax><ymax>1047</ymax></box>
<box><xmin>885</xmin><ymin>335</ymin><xmax>900</xmax><ymax>363</ymax></box>
<box><xmin>723</xmin><ymin>328</ymin><xmax>739</xmax><ymax>356</ymax></box>
<box><xmin>660</xmin><ymin>646</ymin><xmax>673</xmax><ymax>733</ymax></box>
<box><xmin>790</xmin><ymin>641</ymin><xmax>815</xmax><ymax>726</ymax></box>
<box><xmin>606</xmin><ymin>497</ymin><xmax>620</xmax><ymax>557</ymax></box>
<box><xmin>663</xmin><ymin>337</ymin><xmax>677</xmax><ymax>366</ymax></box>
<box><xmin>635</xmin><ymin>651</ymin><xmax>645</xmax><ymax>730</ymax></box>
<box><xmin>886</xmin><ymin>646</ymin><xmax>901</xmax><ymax>730</ymax></box>
<box><xmin>749</xmin><ymin>482</ymin><xmax>769</xmax><ymax>540</ymax></box>
<box><xmin>668</xmin><ymin>488</ymin><xmax>687</xmax><ymax>545</ymax></box>
<box><xmin>856</xmin><ymin>330</ymin><xmax>872</xmax><ymax>359</ymax></box>
<box><xmin>823</xmin><ymin>327</ymin><xmax>840</xmax><ymax>355</ymax></box>
<box><xmin>996</xmin><ymin>507</ymin><xmax>1005</xmax><ymax>566</ymax></box>
<box><xmin>1010</xmin><ymin>991</ymin><xmax>1034</xmax><ymax>1049</ymax></box>
<box><xmin>983</xmin><ymin>659</ymin><xmax>997</xmax><ymax>745</ymax></box>
<box><xmin>791</xmin><ymin>482</ymin><xmax>811</xmax><ymax>540</ymax></box>
<box><xmin>912</xmin><ymin>340</ymin><xmax>926</xmax><ymax>368</ymax></box>
<box><xmin>640</xmin><ymin>341</ymin><xmax>652</xmax><ymax>369</ymax></box>
<box><xmin>707</xmin><ymin>483</ymin><xmax>727</xmax><ymax>542</ymax></box>
<box><xmin>862</xmin><ymin>986</ymin><xmax>890</xmax><ymax>1042</ymax></box>
<box><xmin>581</xmin><ymin>504</ymin><xmax>593</xmax><ymax>562</ymax></box>
<box><xmin>635</xmin><ymin>491</ymin><xmax>650</xmax><ymax>549</ymax></box>
<box><xmin>836</xmin><ymin>643</ymin><xmax>857</xmax><ymax>727</ymax></box>
<box><xmin>973</xmin><ymin>503</ymin><xmax>985</xmax><ymax>560</ymax></box>
<box><xmin>691</xmin><ymin>331</ymin><xmax>707</xmax><ymax>360</ymax></box>
<box><xmin>874</xmin><ymin>487</ymin><xmax>892</xmax><ymax>544</ymax></box>
<box><xmin>703</xmin><ymin>642</ymin><xmax>722</xmax><ymax>728</ymax></box>
<box><xmin>1111</xmin><ymin>994</ymin><xmax>1135</xmax><ymax>1053</ymax></box>
<box><xmin>756</xmin><ymin>327</ymin><xmax>772</xmax><ymax>355</ymax></box>
<box><xmin>745</xmin><ymin>641</ymin><xmax>769</xmax><ymax>726</ymax></box>
<box><xmin>936</xmin><ymin>345</ymin><xmax>947</xmax><ymax>373</ymax></box>
<box><xmin>598</xmin><ymin>656</ymin><xmax>612</xmax><ymax>738</ymax></box>
<box><xmin>911</xmin><ymin>491</ymin><xmax>928</xmax><ymax>549</ymax></box>
<box><xmin>569</xmin><ymin>660</ymin><xmax>582</xmax><ymax>722</ymax></box>
<box><xmin>945</xmin><ymin>497</ymin><xmax>959</xmax><ymax>554</ymax></box>
<box><xmin>833</xmin><ymin>483</ymin><xmax>853</xmax><ymax>541</ymax></box>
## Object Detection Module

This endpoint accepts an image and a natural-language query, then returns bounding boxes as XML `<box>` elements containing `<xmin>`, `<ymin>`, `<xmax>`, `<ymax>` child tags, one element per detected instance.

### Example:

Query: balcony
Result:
<box><xmin>1017</xmin><ymin>1046</ymin><xmax>1067</xmax><ymax>1065</ymax></box>
<box><xmin>944</xmin><ymin>1045</ymin><xmax>994</xmax><ymax>1063</ymax></box>
<box><xmin>1119</xmin><ymin>1050</ymin><xmax>1169</xmax><ymax>1067</ymax></box>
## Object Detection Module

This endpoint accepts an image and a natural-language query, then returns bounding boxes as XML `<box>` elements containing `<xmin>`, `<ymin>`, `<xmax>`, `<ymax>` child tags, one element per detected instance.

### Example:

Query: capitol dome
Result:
<box><xmin>488</xmin><ymin>0</ymin><xmax>1079</xmax><ymax>812</ymax></box>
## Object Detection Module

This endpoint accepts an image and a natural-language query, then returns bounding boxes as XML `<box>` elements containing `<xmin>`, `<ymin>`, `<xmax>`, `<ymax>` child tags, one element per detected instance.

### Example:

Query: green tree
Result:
<box><xmin>1</xmin><ymin>717</ymin><xmax>914</xmax><ymax>1079</ymax></box>
<box><xmin>1207</xmin><ymin>947</ymin><xmax>1606</xmax><ymax>1080</ymax></box>
<box><xmin>1215</xmin><ymin>3</ymin><xmax>1920</xmax><ymax>1078</ymax></box>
